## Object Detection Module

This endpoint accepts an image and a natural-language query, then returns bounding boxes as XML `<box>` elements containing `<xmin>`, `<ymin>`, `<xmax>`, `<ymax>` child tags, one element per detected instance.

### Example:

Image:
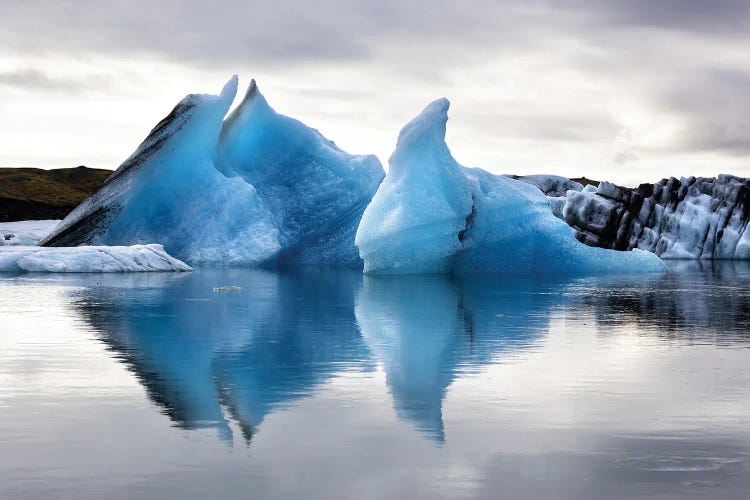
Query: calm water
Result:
<box><xmin>1</xmin><ymin>263</ymin><xmax>750</xmax><ymax>499</ymax></box>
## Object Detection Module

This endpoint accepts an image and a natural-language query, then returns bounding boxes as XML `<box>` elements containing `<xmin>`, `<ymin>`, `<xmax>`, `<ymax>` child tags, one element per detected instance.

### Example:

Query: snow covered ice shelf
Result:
<box><xmin>0</xmin><ymin>244</ymin><xmax>192</xmax><ymax>273</ymax></box>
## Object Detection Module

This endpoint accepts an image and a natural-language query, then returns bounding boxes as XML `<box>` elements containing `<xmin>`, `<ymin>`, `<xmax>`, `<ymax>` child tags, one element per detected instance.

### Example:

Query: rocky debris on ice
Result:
<box><xmin>559</xmin><ymin>175</ymin><xmax>750</xmax><ymax>259</ymax></box>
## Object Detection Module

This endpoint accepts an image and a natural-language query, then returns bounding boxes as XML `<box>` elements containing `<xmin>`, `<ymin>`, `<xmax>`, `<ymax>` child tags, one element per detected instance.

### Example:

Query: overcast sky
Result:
<box><xmin>1</xmin><ymin>0</ymin><xmax>749</xmax><ymax>185</ymax></box>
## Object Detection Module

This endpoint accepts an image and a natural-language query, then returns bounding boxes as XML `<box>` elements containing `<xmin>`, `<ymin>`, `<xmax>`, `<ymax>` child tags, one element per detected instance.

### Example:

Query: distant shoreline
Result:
<box><xmin>0</xmin><ymin>166</ymin><xmax>111</xmax><ymax>222</ymax></box>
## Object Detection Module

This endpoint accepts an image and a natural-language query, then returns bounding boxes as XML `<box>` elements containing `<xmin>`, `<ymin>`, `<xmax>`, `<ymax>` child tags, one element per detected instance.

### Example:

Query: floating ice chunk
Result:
<box><xmin>40</xmin><ymin>77</ymin><xmax>281</xmax><ymax>266</ymax></box>
<box><xmin>212</xmin><ymin>285</ymin><xmax>242</xmax><ymax>293</ymax></box>
<box><xmin>215</xmin><ymin>80</ymin><xmax>384</xmax><ymax>267</ymax></box>
<box><xmin>41</xmin><ymin>78</ymin><xmax>383</xmax><ymax>269</ymax></box>
<box><xmin>0</xmin><ymin>244</ymin><xmax>191</xmax><ymax>273</ymax></box>
<box><xmin>356</xmin><ymin>98</ymin><xmax>667</xmax><ymax>275</ymax></box>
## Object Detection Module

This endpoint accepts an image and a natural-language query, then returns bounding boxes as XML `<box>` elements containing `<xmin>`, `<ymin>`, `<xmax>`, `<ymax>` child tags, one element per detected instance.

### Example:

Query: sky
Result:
<box><xmin>1</xmin><ymin>0</ymin><xmax>749</xmax><ymax>186</ymax></box>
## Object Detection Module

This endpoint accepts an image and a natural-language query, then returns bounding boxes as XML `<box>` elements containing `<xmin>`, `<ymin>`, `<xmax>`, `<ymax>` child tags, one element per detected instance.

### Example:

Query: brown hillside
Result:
<box><xmin>0</xmin><ymin>166</ymin><xmax>112</xmax><ymax>222</ymax></box>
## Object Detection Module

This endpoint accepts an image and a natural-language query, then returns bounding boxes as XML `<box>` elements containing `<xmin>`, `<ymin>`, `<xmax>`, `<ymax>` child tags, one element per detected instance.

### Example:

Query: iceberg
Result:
<box><xmin>355</xmin><ymin>99</ymin><xmax>667</xmax><ymax>275</ymax></box>
<box><xmin>559</xmin><ymin>175</ymin><xmax>750</xmax><ymax>259</ymax></box>
<box><xmin>216</xmin><ymin>80</ymin><xmax>384</xmax><ymax>267</ymax></box>
<box><xmin>0</xmin><ymin>244</ymin><xmax>191</xmax><ymax>273</ymax></box>
<box><xmin>40</xmin><ymin>77</ymin><xmax>384</xmax><ymax>268</ymax></box>
<box><xmin>40</xmin><ymin>77</ymin><xmax>279</xmax><ymax>265</ymax></box>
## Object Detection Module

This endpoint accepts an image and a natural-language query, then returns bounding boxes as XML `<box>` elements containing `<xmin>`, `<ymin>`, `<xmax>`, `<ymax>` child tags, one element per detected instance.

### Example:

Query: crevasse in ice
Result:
<box><xmin>41</xmin><ymin>77</ymin><xmax>385</xmax><ymax>268</ymax></box>
<box><xmin>355</xmin><ymin>98</ymin><xmax>667</xmax><ymax>275</ymax></box>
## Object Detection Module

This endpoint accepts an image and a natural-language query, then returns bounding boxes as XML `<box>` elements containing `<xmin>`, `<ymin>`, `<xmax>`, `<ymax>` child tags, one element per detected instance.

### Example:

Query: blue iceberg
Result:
<box><xmin>41</xmin><ymin>77</ymin><xmax>385</xmax><ymax>268</ymax></box>
<box><xmin>216</xmin><ymin>80</ymin><xmax>384</xmax><ymax>267</ymax></box>
<box><xmin>355</xmin><ymin>98</ymin><xmax>667</xmax><ymax>275</ymax></box>
<box><xmin>42</xmin><ymin>78</ymin><xmax>665</xmax><ymax>275</ymax></box>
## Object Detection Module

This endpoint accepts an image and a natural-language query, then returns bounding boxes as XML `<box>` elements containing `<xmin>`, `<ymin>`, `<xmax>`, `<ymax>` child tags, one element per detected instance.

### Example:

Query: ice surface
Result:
<box><xmin>41</xmin><ymin>77</ymin><xmax>279</xmax><ymax>265</ymax></box>
<box><xmin>559</xmin><ymin>174</ymin><xmax>750</xmax><ymax>259</ymax></box>
<box><xmin>41</xmin><ymin>78</ymin><xmax>384</xmax><ymax>269</ymax></box>
<box><xmin>355</xmin><ymin>99</ymin><xmax>474</xmax><ymax>273</ymax></box>
<box><xmin>0</xmin><ymin>244</ymin><xmax>191</xmax><ymax>273</ymax></box>
<box><xmin>356</xmin><ymin>99</ymin><xmax>667</xmax><ymax>275</ymax></box>
<box><xmin>515</xmin><ymin>175</ymin><xmax>583</xmax><ymax>197</ymax></box>
<box><xmin>216</xmin><ymin>80</ymin><xmax>384</xmax><ymax>267</ymax></box>
<box><xmin>0</xmin><ymin>220</ymin><xmax>59</xmax><ymax>246</ymax></box>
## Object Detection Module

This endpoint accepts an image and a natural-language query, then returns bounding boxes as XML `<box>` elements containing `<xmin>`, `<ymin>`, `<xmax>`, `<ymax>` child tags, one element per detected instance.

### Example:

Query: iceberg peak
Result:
<box><xmin>357</xmin><ymin>98</ymin><xmax>667</xmax><ymax>275</ymax></box>
<box><xmin>393</xmin><ymin>98</ymin><xmax>450</xmax><ymax>153</ymax></box>
<box><xmin>223</xmin><ymin>78</ymin><xmax>275</xmax><ymax>133</ymax></box>
<box><xmin>220</xmin><ymin>75</ymin><xmax>239</xmax><ymax>102</ymax></box>
<box><xmin>357</xmin><ymin>98</ymin><xmax>474</xmax><ymax>273</ymax></box>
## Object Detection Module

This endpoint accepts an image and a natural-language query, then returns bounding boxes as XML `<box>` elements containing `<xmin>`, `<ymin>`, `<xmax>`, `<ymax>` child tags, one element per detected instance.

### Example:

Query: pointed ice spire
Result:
<box><xmin>220</xmin><ymin>74</ymin><xmax>239</xmax><ymax>102</ymax></box>
<box><xmin>222</xmin><ymin>79</ymin><xmax>275</xmax><ymax>133</ymax></box>
<box><xmin>356</xmin><ymin>98</ymin><xmax>475</xmax><ymax>274</ymax></box>
<box><xmin>395</xmin><ymin>98</ymin><xmax>450</xmax><ymax>149</ymax></box>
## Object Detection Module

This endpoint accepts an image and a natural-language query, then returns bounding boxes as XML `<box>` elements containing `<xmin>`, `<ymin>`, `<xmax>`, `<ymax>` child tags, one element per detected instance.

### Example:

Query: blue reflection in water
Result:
<box><xmin>62</xmin><ymin>261</ymin><xmax>750</xmax><ymax>447</ymax></box>
<box><xmin>356</xmin><ymin>274</ymin><xmax>561</xmax><ymax>442</ymax></box>
<box><xmin>71</xmin><ymin>269</ymin><xmax>374</xmax><ymax>444</ymax></box>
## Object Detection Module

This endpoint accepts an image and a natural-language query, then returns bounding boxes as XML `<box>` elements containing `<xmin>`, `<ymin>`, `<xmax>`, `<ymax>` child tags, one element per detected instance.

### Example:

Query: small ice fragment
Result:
<box><xmin>212</xmin><ymin>286</ymin><xmax>242</xmax><ymax>293</ymax></box>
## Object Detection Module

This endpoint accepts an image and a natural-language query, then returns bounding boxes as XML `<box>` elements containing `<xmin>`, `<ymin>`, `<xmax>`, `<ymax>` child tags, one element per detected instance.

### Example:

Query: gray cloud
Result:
<box><xmin>0</xmin><ymin>0</ymin><xmax>748</xmax><ymax>172</ymax></box>
<box><xmin>8</xmin><ymin>1</ymin><xmax>733</xmax><ymax>67</ymax></box>
<box><xmin>0</xmin><ymin>69</ymin><xmax>107</xmax><ymax>93</ymax></box>
<box><xmin>582</xmin><ymin>0</ymin><xmax>750</xmax><ymax>33</ymax></box>
<box><xmin>655</xmin><ymin>68</ymin><xmax>750</xmax><ymax>154</ymax></box>
<box><xmin>461</xmin><ymin>111</ymin><xmax>620</xmax><ymax>144</ymax></box>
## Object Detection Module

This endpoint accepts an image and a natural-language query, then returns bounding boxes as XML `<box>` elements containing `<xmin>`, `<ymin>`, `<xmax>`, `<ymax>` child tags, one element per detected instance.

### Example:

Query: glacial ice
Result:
<box><xmin>559</xmin><ymin>175</ymin><xmax>750</xmax><ymax>259</ymax></box>
<box><xmin>355</xmin><ymin>99</ymin><xmax>667</xmax><ymax>275</ymax></box>
<box><xmin>216</xmin><ymin>80</ymin><xmax>384</xmax><ymax>267</ymax></box>
<box><xmin>0</xmin><ymin>220</ymin><xmax>59</xmax><ymax>246</ymax></box>
<box><xmin>40</xmin><ymin>77</ymin><xmax>279</xmax><ymax>265</ymax></box>
<box><xmin>514</xmin><ymin>174</ymin><xmax>583</xmax><ymax>197</ymax></box>
<box><xmin>0</xmin><ymin>244</ymin><xmax>192</xmax><ymax>273</ymax></box>
<box><xmin>35</xmin><ymin>75</ymin><xmax>744</xmax><ymax>271</ymax></box>
<box><xmin>41</xmin><ymin>77</ymin><xmax>384</xmax><ymax>268</ymax></box>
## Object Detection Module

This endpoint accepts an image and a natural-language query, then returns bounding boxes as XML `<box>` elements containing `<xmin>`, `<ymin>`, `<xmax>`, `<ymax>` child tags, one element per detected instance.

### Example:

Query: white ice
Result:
<box><xmin>0</xmin><ymin>220</ymin><xmax>59</xmax><ymax>246</ymax></box>
<box><xmin>0</xmin><ymin>244</ymin><xmax>192</xmax><ymax>273</ymax></box>
<box><xmin>355</xmin><ymin>98</ymin><xmax>667</xmax><ymax>275</ymax></box>
<box><xmin>516</xmin><ymin>175</ymin><xmax>583</xmax><ymax>197</ymax></box>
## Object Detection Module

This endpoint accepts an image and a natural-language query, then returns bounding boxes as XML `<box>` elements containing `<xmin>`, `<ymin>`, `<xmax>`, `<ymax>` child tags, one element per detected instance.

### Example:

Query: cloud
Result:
<box><xmin>0</xmin><ymin>69</ymin><xmax>107</xmax><ymax>93</ymax></box>
<box><xmin>0</xmin><ymin>0</ymin><xmax>748</xmax><ymax>182</ymax></box>
<box><xmin>656</xmin><ymin>68</ymin><xmax>750</xmax><ymax>154</ymax></box>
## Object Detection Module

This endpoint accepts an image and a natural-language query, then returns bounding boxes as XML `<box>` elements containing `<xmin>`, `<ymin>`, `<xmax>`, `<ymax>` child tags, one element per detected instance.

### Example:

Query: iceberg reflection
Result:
<box><xmin>356</xmin><ymin>274</ymin><xmax>561</xmax><ymax>442</ymax></box>
<box><xmin>72</xmin><ymin>269</ymin><xmax>373</xmax><ymax>444</ymax></box>
<box><xmin>66</xmin><ymin>263</ymin><xmax>750</xmax><ymax>446</ymax></box>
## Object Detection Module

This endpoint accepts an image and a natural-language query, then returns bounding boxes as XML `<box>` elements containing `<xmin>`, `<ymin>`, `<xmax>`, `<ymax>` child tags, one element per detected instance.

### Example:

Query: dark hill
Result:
<box><xmin>0</xmin><ymin>166</ymin><xmax>112</xmax><ymax>222</ymax></box>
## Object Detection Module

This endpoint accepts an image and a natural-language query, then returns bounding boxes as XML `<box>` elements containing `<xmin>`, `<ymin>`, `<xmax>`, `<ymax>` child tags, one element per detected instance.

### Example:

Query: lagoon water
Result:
<box><xmin>1</xmin><ymin>263</ymin><xmax>750</xmax><ymax>499</ymax></box>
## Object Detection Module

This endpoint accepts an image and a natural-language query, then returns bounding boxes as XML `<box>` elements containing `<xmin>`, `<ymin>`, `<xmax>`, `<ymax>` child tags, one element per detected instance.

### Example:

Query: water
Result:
<box><xmin>1</xmin><ymin>262</ymin><xmax>750</xmax><ymax>499</ymax></box>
